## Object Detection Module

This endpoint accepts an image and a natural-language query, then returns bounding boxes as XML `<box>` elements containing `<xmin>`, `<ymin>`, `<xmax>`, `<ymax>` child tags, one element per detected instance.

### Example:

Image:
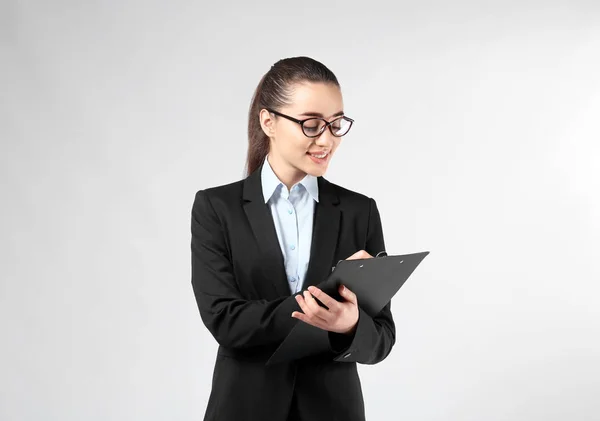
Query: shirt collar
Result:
<box><xmin>261</xmin><ymin>155</ymin><xmax>319</xmax><ymax>203</ymax></box>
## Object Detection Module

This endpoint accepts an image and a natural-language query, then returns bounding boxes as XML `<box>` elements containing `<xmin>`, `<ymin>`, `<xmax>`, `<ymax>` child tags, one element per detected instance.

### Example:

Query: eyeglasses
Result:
<box><xmin>266</xmin><ymin>108</ymin><xmax>354</xmax><ymax>138</ymax></box>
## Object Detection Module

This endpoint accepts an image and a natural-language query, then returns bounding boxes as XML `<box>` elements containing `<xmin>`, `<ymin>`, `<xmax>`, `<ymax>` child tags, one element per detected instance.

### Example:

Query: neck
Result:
<box><xmin>267</xmin><ymin>154</ymin><xmax>306</xmax><ymax>191</ymax></box>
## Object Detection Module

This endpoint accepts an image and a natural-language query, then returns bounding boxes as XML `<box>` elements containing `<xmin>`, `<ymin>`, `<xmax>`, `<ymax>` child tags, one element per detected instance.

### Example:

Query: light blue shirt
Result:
<box><xmin>261</xmin><ymin>155</ymin><xmax>319</xmax><ymax>294</ymax></box>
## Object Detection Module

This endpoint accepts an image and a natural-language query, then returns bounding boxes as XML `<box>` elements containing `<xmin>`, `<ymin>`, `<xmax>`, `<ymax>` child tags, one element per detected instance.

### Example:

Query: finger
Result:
<box><xmin>346</xmin><ymin>250</ymin><xmax>363</xmax><ymax>260</ymax></box>
<box><xmin>295</xmin><ymin>293</ymin><xmax>328</xmax><ymax>323</ymax></box>
<box><xmin>302</xmin><ymin>291</ymin><xmax>331</xmax><ymax>322</ymax></box>
<box><xmin>357</xmin><ymin>250</ymin><xmax>373</xmax><ymax>259</ymax></box>
<box><xmin>307</xmin><ymin>286</ymin><xmax>341</xmax><ymax>312</ymax></box>
<box><xmin>339</xmin><ymin>284</ymin><xmax>358</xmax><ymax>305</ymax></box>
<box><xmin>346</xmin><ymin>249</ymin><xmax>373</xmax><ymax>260</ymax></box>
<box><xmin>294</xmin><ymin>294</ymin><xmax>311</xmax><ymax>316</ymax></box>
<box><xmin>291</xmin><ymin>311</ymin><xmax>328</xmax><ymax>330</ymax></box>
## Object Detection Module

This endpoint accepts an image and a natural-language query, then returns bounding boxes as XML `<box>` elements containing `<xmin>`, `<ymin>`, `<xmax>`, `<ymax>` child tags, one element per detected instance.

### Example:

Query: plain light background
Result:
<box><xmin>2</xmin><ymin>1</ymin><xmax>599</xmax><ymax>420</ymax></box>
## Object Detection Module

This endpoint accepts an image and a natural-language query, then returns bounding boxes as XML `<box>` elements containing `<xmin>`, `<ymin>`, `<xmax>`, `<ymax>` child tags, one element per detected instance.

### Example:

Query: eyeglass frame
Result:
<box><xmin>265</xmin><ymin>108</ymin><xmax>354</xmax><ymax>138</ymax></box>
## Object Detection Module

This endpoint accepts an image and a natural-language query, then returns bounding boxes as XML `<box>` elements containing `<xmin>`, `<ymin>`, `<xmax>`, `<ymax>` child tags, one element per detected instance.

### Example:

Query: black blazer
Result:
<box><xmin>191</xmin><ymin>162</ymin><xmax>396</xmax><ymax>421</ymax></box>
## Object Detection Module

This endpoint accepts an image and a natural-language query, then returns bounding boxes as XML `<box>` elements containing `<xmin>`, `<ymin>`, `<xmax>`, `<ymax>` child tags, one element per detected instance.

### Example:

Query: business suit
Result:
<box><xmin>190</xmin><ymin>161</ymin><xmax>396</xmax><ymax>421</ymax></box>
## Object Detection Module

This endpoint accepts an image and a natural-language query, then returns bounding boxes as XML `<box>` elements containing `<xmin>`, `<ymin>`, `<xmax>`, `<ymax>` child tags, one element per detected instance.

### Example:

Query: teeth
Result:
<box><xmin>310</xmin><ymin>153</ymin><xmax>328</xmax><ymax>159</ymax></box>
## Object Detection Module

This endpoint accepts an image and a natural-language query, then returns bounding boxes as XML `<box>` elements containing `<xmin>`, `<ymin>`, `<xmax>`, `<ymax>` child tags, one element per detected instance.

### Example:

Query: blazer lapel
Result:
<box><xmin>302</xmin><ymin>176</ymin><xmax>341</xmax><ymax>290</ymax></box>
<box><xmin>242</xmin><ymin>163</ymin><xmax>341</xmax><ymax>296</ymax></box>
<box><xmin>243</xmin><ymin>163</ymin><xmax>290</xmax><ymax>297</ymax></box>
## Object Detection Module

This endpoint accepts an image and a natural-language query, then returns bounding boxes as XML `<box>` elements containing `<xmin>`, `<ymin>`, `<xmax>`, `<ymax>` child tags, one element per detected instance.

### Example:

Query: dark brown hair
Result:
<box><xmin>245</xmin><ymin>56</ymin><xmax>340</xmax><ymax>177</ymax></box>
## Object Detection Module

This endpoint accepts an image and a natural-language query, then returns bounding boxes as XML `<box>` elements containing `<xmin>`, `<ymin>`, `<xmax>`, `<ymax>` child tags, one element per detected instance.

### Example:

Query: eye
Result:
<box><xmin>303</xmin><ymin>119</ymin><xmax>325</xmax><ymax>134</ymax></box>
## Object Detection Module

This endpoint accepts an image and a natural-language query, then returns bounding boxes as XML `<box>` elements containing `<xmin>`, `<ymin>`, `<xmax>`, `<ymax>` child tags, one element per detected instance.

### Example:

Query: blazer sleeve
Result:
<box><xmin>191</xmin><ymin>189</ymin><xmax>301</xmax><ymax>350</ymax></box>
<box><xmin>328</xmin><ymin>198</ymin><xmax>397</xmax><ymax>364</ymax></box>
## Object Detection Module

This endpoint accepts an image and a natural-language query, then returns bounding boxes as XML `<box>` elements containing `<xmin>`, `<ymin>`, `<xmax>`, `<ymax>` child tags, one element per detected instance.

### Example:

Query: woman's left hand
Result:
<box><xmin>292</xmin><ymin>284</ymin><xmax>360</xmax><ymax>335</ymax></box>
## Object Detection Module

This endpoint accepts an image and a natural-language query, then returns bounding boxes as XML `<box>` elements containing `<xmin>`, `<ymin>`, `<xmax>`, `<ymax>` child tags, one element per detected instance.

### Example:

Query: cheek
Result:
<box><xmin>289</xmin><ymin>136</ymin><xmax>311</xmax><ymax>155</ymax></box>
<box><xmin>279</xmin><ymin>129</ymin><xmax>306</xmax><ymax>152</ymax></box>
<box><xmin>331</xmin><ymin>140</ymin><xmax>341</xmax><ymax>154</ymax></box>
<box><xmin>277</xmin><ymin>137</ymin><xmax>309</xmax><ymax>161</ymax></box>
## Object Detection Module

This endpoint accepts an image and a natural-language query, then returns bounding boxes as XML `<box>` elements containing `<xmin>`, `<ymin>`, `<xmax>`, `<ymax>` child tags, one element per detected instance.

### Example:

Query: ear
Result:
<box><xmin>259</xmin><ymin>108</ymin><xmax>276</xmax><ymax>138</ymax></box>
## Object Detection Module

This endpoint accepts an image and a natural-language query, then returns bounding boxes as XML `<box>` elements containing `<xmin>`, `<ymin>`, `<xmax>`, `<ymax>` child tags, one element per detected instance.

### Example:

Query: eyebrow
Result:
<box><xmin>298</xmin><ymin>111</ymin><xmax>345</xmax><ymax>118</ymax></box>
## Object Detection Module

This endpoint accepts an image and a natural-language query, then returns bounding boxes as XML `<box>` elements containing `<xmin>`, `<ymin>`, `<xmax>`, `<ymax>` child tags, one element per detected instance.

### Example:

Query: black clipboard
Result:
<box><xmin>265</xmin><ymin>251</ymin><xmax>430</xmax><ymax>366</ymax></box>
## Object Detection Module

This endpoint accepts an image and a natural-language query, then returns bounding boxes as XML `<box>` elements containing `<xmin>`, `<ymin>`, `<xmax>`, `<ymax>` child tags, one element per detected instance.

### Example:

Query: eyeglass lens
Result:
<box><xmin>302</xmin><ymin>117</ymin><xmax>351</xmax><ymax>137</ymax></box>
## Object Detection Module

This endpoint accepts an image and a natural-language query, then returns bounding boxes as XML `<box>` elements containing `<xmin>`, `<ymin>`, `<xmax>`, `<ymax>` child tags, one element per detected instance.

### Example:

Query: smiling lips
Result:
<box><xmin>307</xmin><ymin>151</ymin><xmax>329</xmax><ymax>159</ymax></box>
<box><xmin>307</xmin><ymin>151</ymin><xmax>330</xmax><ymax>165</ymax></box>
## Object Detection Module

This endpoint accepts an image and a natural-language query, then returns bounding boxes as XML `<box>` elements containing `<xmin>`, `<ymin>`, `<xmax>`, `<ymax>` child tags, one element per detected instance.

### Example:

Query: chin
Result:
<box><xmin>303</xmin><ymin>154</ymin><xmax>331</xmax><ymax>177</ymax></box>
<box><xmin>304</xmin><ymin>165</ymin><xmax>328</xmax><ymax>177</ymax></box>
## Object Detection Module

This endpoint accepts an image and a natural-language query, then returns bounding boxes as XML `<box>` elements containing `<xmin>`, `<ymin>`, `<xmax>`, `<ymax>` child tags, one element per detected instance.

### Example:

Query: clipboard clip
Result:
<box><xmin>331</xmin><ymin>250</ymin><xmax>388</xmax><ymax>272</ymax></box>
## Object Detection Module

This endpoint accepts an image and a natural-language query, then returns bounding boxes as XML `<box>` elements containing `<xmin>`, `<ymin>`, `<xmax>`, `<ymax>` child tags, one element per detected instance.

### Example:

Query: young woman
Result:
<box><xmin>191</xmin><ymin>56</ymin><xmax>395</xmax><ymax>421</ymax></box>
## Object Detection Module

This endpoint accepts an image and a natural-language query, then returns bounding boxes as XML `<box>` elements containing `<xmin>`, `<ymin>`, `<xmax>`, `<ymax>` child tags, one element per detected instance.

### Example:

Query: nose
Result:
<box><xmin>315</xmin><ymin>127</ymin><xmax>336</xmax><ymax>148</ymax></box>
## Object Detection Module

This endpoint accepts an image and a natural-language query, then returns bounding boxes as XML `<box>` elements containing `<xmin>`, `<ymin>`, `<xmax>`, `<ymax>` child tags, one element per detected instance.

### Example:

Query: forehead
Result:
<box><xmin>285</xmin><ymin>82</ymin><xmax>343</xmax><ymax>116</ymax></box>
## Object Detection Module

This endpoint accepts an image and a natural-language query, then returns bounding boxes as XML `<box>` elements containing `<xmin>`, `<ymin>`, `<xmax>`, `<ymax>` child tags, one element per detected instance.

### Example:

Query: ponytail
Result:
<box><xmin>245</xmin><ymin>73</ymin><xmax>270</xmax><ymax>176</ymax></box>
